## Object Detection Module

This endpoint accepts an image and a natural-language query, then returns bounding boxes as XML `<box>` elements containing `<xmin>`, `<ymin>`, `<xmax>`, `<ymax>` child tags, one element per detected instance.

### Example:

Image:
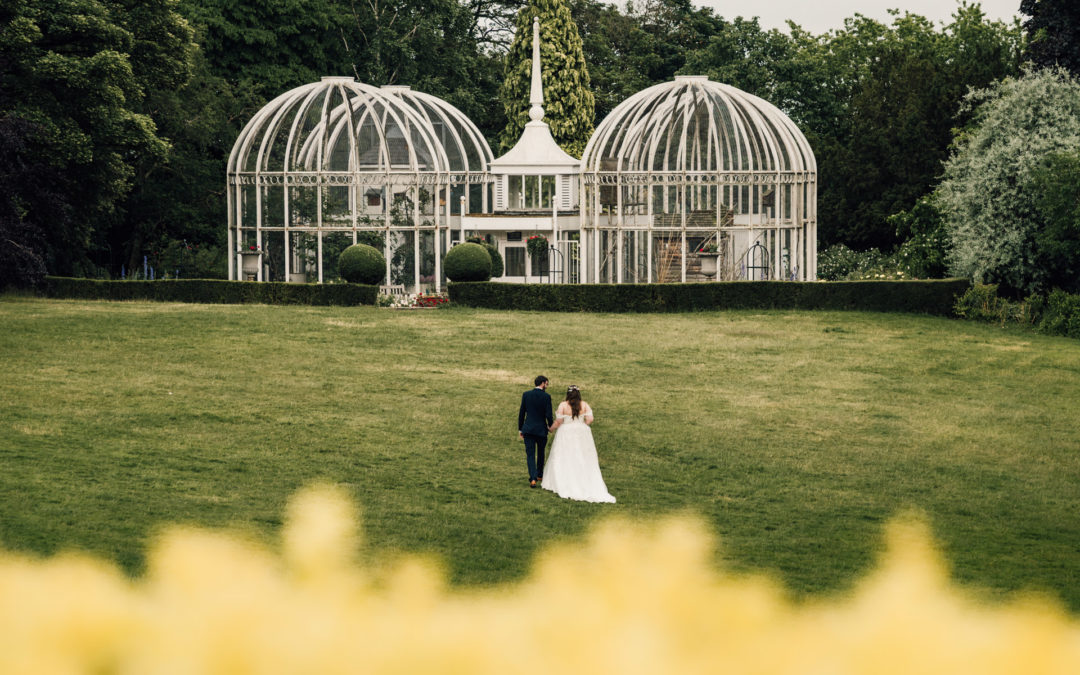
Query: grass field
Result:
<box><xmin>1</xmin><ymin>297</ymin><xmax>1078</xmax><ymax>610</ymax></box>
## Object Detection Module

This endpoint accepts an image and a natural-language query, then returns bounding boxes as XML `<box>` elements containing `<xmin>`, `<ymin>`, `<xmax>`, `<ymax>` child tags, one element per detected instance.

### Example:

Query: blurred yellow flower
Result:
<box><xmin>0</xmin><ymin>485</ymin><xmax>1077</xmax><ymax>673</ymax></box>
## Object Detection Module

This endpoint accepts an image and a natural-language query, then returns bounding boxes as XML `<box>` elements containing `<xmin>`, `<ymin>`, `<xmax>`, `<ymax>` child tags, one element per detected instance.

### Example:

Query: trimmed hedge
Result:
<box><xmin>43</xmin><ymin>277</ymin><xmax>378</xmax><ymax>306</ymax></box>
<box><xmin>448</xmin><ymin>279</ymin><xmax>972</xmax><ymax>315</ymax></box>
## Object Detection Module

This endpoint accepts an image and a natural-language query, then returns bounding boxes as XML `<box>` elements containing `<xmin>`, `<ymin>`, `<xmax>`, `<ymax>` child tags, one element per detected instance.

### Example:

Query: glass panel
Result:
<box><xmin>524</xmin><ymin>175</ymin><xmax>539</xmax><ymax>209</ymax></box>
<box><xmin>561</xmin><ymin>233</ymin><xmax>578</xmax><ymax>282</ymax></box>
<box><xmin>599</xmin><ymin>231</ymin><xmax>614</xmax><ymax>283</ymax></box>
<box><xmin>391</xmin><ymin>230</ymin><xmax>415</xmax><ymax>287</ymax></box>
<box><xmin>322</xmin><ymin>232</ymin><xmax>352</xmax><ymax>282</ymax></box>
<box><xmin>291</xmin><ymin>232</ymin><xmax>317</xmax><ymax>279</ymax></box>
<box><xmin>507</xmin><ymin>176</ymin><xmax>522</xmax><ymax>210</ymax></box>
<box><xmin>262</xmin><ymin>230</ymin><xmax>285</xmax><ymax>282</ymax></box>
<box><xmin>419</xmin><ymin>230</ymin><xmax>436</xmax><ymax>288</ymax></box>
<box><xmin>322</xmin><ymin>185</ymin><xmax>351</xmax><ymax>227</ymax></box>
<box><xmin>530</xmin><ymin>247</ymin><xmax>549</xmax><ymax>277</ymax></box>
<box><xmin>541</xmin><ymin>175</ymin><xmax>555</xmax><ymax>209</ymax></box>
<box><xmin>653</xmin><ymin>234</ymin><xmax>680</xmax><ymax>283</ymax></box>
<box><xmin>505</xmin><ymin>247</ymin><xmax>525</xmax><ymax>277</ymax></box>
<box><xmin>289</xmin><ymin>186</ymin><xmax>318</xmax><ymax>228</ymax></box>
<box><xmin>622</xmin><ymin>231</ymin><xmax>647</xmax><ymax>283</ymax></box>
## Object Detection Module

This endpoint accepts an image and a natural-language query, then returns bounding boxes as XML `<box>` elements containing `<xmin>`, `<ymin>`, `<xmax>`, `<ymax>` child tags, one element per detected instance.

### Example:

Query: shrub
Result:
<box><xmin>1036</xmin><ymin>290</ymin><xmax>1080</xmax><ymax>339</ymax></box>
<box><xmin>338</xmin><ymin>244</ymin><xmax>385</xmax><ymax>285</ymax></box>
<box><xmin>953</xmin><ymin>284</ymin><xmax>1080</xmax><ymax>339</ymax></box>
<box><xmin>467</xmin><ymin>237</ymin><xmax>504</xmax><ymax>278</ymax></box>
<box><xmin>444</xmin><ymin>243</ymin><xmax>491</xmax><ymax>282</ymax></box>
<box><xmin>817</xmin><ymin>245</ymin><xmax>905</xmax><ymax>281</ymax></box>
<box><xmin>953</xmin><ymin>284</ymin><xmax>1035</xmax><ymax>326</ymax></box>
<box><xmin>449</xmin><ymin>280</ymin><xmax>970</xmax><ymax>315</ymax></box>
<box><xmin>888</xmin><ymin>197</ymin><xmax>950</xmax><ymax>279</ymax></box>
<box><xmin>817</xmin><ymin>244</ymin><xmax>862</xmax><ymax>280</ymax></box>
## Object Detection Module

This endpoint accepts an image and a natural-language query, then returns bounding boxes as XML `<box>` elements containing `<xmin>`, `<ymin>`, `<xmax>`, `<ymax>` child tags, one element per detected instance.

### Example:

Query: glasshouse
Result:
<box><xmin>226</xmin><ymin>77</ymin><xmax>494</xmax><ymax>286</ymax></box>
<box><xmin>227</xmin><ymin>18</ymin><xmax>817</xmax><ymax>289</ymax></box>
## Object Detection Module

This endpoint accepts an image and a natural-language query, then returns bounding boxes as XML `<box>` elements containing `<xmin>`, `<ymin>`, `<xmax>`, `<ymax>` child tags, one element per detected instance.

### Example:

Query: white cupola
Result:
<box><xmin>490</xmin><ymin>17</ymin><xmax>580</xmax><ymax>212</ymax></box>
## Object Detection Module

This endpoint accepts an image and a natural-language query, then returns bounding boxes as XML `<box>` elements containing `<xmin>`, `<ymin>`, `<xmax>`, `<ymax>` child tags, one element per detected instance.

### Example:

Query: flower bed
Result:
<box><xmin>414</xmin><ymin>293</ymin><xmax>449</xmax><ymax>308</ymax></box>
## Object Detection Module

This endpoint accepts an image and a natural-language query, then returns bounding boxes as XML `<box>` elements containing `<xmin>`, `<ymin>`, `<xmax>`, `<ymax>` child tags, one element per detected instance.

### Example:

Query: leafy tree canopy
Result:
<box><xmin>1021</xmin><ymin>0</ymin><xmax>1080</xmax><ymax>74</ymax></box>
<box><xmin>0</xmin><ymin>0</ymin><xmax>194</xmax><ymax>275</ymax></box>
<box><xmin>938</xmin><ymin>68</ymin><xmax>1080</xmax><ymax>295</ymax></box>
<box><xmin>498</xmin><ymin>0</ymin><xmax>595</xmax><ymax>157</ymax></box>
<box><xmin>801</xmin><ymin>5</ymin><xmax>1021</xmax><ymax>250</ymax></box>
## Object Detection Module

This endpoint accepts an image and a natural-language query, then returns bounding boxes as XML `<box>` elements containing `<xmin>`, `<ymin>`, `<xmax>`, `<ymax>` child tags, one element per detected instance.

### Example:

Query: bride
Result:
<box><xmin>542</xmin><ymin>385</ymin><xmax>615</xmax><ymax>503</ymax></box>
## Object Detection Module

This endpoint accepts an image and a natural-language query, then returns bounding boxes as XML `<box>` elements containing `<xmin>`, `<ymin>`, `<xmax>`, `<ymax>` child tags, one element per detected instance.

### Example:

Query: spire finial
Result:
<box><xmin>529</xmin><ymin>16</ymin><xmax>544</xmax><ymax>123</ymax></box>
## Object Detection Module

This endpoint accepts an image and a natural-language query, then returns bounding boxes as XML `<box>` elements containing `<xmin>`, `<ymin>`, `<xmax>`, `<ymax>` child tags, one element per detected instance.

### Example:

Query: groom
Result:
<box><xmin>518</xmin><ymin>375</ymin><xmax>553</xmax><ymax>488</ymax></box>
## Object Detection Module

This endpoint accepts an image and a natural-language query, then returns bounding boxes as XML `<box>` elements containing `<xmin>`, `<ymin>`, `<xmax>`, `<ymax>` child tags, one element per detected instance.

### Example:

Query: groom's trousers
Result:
<box><xmin>522</xmin><ymin>433</ymin><xmax>547</xmax><ymax>481</ymax></box>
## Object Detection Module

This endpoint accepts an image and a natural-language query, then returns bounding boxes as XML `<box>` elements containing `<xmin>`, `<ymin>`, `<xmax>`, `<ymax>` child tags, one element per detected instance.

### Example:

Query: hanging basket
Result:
<box><xmin>526</xmin><ymin>234</ymin><xmax>549</xmax><ymax>258</ymax></box>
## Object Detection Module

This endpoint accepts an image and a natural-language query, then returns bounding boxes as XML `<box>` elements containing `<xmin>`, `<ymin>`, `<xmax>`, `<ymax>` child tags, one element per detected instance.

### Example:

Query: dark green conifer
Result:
<box><xmin>498</xmin><ymin>0</ymin><xmax>595</xmax><ymax>158</ymax></box>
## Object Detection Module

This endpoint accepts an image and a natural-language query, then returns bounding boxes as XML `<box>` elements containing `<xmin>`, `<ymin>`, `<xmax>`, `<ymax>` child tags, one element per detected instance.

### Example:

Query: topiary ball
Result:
<box><xmin>467</xmin><ymin>237</ymin><xmax>503</xmax><ymax>278</ymax></box>
<box><xmin>444</xmin><ymin>242</ymin><xmax>492</xmax><ymax>282</ymax></box>
<box><xmin>338</xmin><ymin>244</ymin><xmax>385</xmax><ymax>285</ymax></box>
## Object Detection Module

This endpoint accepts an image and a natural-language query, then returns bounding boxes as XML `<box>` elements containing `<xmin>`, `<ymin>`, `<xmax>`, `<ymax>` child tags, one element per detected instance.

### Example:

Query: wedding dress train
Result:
<box><xmin>542</xmin><ymin>413</ymin><xmax>615</xmax><ymax>503</ymax></box>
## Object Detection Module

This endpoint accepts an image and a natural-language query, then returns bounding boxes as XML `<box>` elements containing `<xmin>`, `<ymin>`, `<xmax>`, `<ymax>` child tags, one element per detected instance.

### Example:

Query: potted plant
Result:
<box><xmin>697</xmin><ymin>241</ymin><xmax>720</xmax><ymax>277</ymax></box>
<box><xmin>239</xmin><ymin>244</ymin><xmax>262</xmax><ymax>279</ymax></box>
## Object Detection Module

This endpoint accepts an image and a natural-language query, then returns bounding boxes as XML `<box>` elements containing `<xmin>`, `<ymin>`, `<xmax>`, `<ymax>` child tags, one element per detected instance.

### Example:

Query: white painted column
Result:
<box><xmin>256</xmin><ymin>183</ymin><xmax>264</xmax><ymax>282</ymax></box>
<box><xmin>459</xmin><ymin>196</ymin><xmax>466</xmax><ymax>245</ymax></box>
<box><xmin>227</xmin><ymin>181</ymin><xmax>235</xmax><ymax>280</ymax></box>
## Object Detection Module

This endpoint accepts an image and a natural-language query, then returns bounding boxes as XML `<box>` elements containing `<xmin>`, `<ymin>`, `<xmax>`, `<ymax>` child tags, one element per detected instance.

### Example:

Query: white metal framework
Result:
<box><xmin>579</xmin><ymin>76</ymin><xmax>817</xmax><ymax>283</ymax></box>
<box><xmin>227</xmin><ymin>77</ymin><xmax>494</xmax><ymax>288</ymax></box>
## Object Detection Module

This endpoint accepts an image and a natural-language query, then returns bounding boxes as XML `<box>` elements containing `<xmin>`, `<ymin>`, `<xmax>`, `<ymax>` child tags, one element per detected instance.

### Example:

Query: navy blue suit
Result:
<box><xmin>518</xmin><ymin>387</ymin><xmax>553</xmax><ymax>481</ymax></box>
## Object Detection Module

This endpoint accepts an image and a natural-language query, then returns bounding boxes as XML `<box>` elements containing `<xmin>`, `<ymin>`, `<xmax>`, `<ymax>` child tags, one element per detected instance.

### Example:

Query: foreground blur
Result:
<box><xmin>1</xmin><ymin>486</ymin><xmax>1077</xmax><ymax>673</ymax></box>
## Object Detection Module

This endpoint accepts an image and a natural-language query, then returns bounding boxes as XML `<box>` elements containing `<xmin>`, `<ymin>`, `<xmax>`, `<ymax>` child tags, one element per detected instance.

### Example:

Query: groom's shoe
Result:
<box><xmin>530</xmin><ymin>479</ymin><xmax>537</xmax><ymax>488</ymax></box>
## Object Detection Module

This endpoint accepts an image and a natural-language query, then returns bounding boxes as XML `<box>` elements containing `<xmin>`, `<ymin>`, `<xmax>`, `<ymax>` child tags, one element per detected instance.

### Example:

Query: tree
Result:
<box><xmin>624</xmin><ymin>0</ymin><xmax>724</xmax><ymax>82</ymax></box>
<box><xmin>105</xmin><ymin>0</ymin><xmax>202</xmax><ymax>273</ymax></box>
<box><xmin>681</xmin><ymin>17</ymin><xmax>802</xmax><ymax>114</ymax></box>
<box><xmin>1021</xmin><ymin>0</ymin><xmax>1080</xmax><ymax>75</ymax></box>
<box><xmin>115</xmin><ymin>47</ymin><xmax>232</xmax><ymax>277</ymax></box>
<box><xmin>797</xmin><ymin>6</ymin><xmax>1021</xmax><ymax>250</ymax></box>
<box><xmin>462</xmin><ymin>0</ymin><xmax>527</xmax><ymax>50</ymax></box>
<box><xmin>0</xmin><ymin>115</ymin><xmax>67</xmax><ymax>288</ymax></box>
<box><xmin>178</xmin><ymin>0</ymin><xmax>346</xmax><ymax>107</ymax></box>
<box><xmin>937</xmin><ymin>68</ymin><xmax>1080</xmax><ymax>295</ymax></box>
<box><xmin>498</xmin><ymin>0</ymin><xmax>594</xmax><ymax>157</ymax></box>
<box><xmin>0</xmin><ymin>0</ymin><xmax>188</xmax><ymax>276</ymax></box>
<box><xmin>567</xmin><ymin>0</ymin><xmax>653</xmax><ymax>124</ymax></box>
<box><xmin>1026</xmin><ymin>150</ymin><xmax>1080</xmax><ymax>293</ymax></box>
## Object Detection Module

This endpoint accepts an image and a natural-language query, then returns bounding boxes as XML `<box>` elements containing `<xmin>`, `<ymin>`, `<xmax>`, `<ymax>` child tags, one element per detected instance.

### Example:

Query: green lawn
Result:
<box><xmin>1</xmin><ymin>297</ymin><xmax>1078</xmax><ymax>610</ymax></box>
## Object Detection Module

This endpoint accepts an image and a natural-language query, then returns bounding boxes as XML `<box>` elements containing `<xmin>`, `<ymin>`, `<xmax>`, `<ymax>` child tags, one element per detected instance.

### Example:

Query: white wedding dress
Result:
<box><xmin>542</xmin><ymin>409</ymin><xmax>615</xmax><ymax>503</ymax></box>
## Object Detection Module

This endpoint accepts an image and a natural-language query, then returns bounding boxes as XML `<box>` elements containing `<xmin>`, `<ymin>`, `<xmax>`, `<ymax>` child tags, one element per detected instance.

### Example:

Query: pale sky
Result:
<box><xmin>693</xmin><ymin>0</ymin><xmax>1022</xmax><ymax>34</ymax></box>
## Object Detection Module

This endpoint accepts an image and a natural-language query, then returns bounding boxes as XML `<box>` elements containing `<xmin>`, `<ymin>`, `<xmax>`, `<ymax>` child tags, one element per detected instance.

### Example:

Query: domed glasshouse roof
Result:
<box><xmin>581</xmin><ymin>75</ymin><xmax>815</xmax><ymax>174</ymax></box>
<box><xmin>227</xmin><ymin>76</ymin><xmax>493</xmax><ymax>182</ymax></box>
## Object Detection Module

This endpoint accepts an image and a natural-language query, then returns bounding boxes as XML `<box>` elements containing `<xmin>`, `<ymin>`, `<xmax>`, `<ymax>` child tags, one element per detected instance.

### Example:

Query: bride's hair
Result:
<box><xmin>565</xmin><ymin>385</ymin><xmax>582</xmax><ymax>418</ymax></box>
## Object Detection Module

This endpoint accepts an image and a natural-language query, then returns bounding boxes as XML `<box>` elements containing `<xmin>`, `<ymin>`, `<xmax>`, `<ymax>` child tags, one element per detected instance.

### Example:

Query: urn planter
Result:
<box><xmin>697</xmin><ymin>251</ymin><xmax>720</xmax><ymax>277</ymax></box>
<box><xmin>240</xmin><ymin>251</ymin><xmax>262</xmax><ymax>280</ymax></box>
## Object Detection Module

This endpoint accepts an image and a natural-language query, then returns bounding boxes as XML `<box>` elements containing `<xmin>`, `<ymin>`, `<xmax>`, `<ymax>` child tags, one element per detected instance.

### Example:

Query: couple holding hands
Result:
<box><xmin>517</xmin><ymin>376</ymin><xmax>616</xmax><ymax>503</ymax></box>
